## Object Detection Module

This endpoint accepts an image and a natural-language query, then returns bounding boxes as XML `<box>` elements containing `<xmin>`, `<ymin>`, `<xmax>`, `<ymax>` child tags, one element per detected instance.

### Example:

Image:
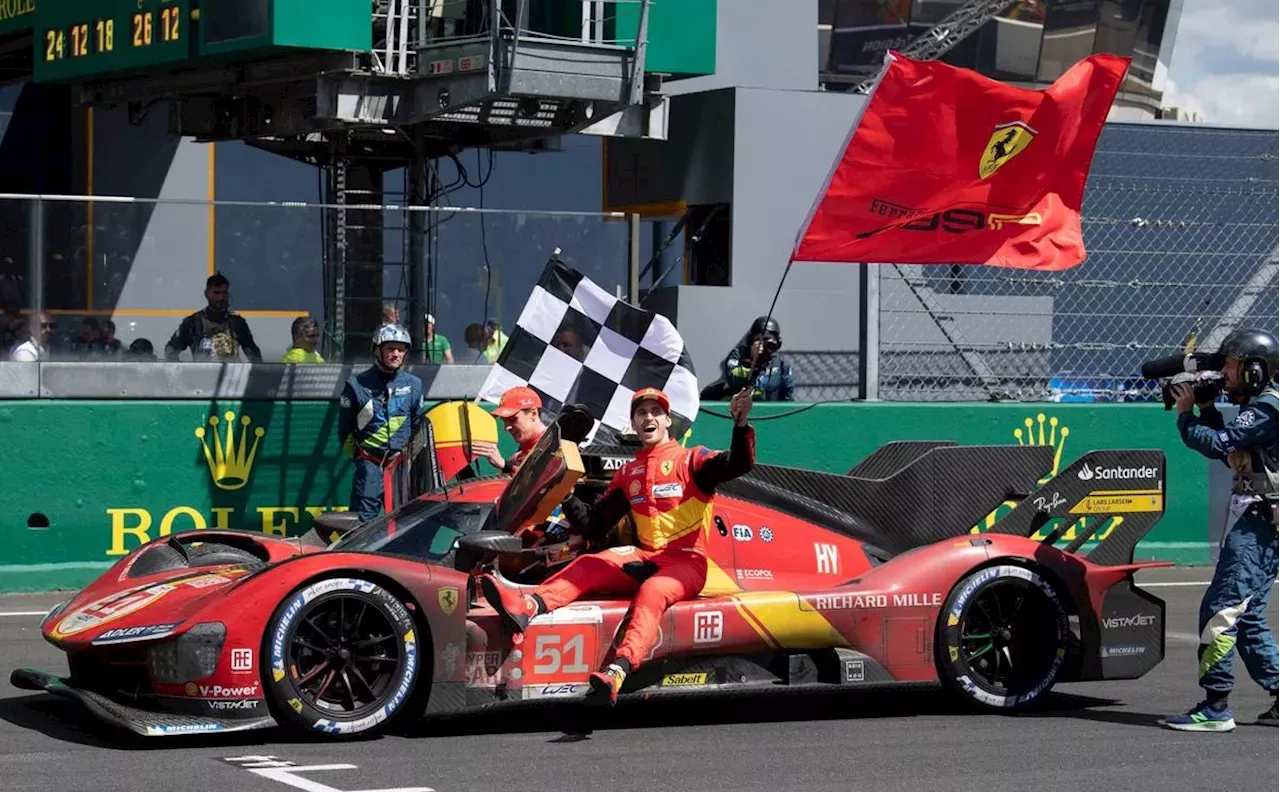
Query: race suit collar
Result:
<box><xmin>635</xmin><ymin>437</ymin><xmax>678</xmax><ymax>457</ymax></box>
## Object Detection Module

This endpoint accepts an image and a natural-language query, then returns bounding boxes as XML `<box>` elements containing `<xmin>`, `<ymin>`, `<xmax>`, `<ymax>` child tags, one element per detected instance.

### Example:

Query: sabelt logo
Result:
<box><xmin>1103</xmin><ymin>614</ymin><xmax>1157</xmax><ymax>629</ymax></box>
<box><xmin>1077</xmin><ymin>463</ymin><xmax>1159</xmax><ymax>482</ymax></box>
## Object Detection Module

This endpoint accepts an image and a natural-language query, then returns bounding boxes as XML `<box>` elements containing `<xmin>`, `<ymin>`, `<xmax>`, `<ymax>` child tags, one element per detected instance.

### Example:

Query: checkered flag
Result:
<box><xmin>478</xmin><ymin>258</ymin><xmax>699</xmax><ymax>443</ymax></box>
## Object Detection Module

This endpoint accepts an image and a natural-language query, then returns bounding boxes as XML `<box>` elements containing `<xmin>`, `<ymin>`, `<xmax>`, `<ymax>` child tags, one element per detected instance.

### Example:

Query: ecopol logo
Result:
<box><xmin>1077</xmin><ymin>463</ymin><xmax>1158</xmax><ymax>482</ymax></box>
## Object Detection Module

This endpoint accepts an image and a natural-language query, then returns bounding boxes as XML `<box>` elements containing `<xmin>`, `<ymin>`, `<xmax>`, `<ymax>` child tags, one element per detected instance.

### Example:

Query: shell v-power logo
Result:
<box><xmin>195</xmin><ymin>410</ymin><xmax>266</xmax><ymax>490</ymax></box>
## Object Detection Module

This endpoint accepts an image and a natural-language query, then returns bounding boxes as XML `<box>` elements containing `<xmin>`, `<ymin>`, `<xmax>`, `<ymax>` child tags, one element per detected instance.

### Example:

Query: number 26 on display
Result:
<box><xmin>132</xmin><ymin>6</ymin><xmax>180</xmax><ymax>47</ymax></box>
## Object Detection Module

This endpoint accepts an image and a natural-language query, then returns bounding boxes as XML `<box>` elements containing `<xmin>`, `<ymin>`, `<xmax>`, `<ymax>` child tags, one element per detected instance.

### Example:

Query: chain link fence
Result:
<box><xmin>877</xmin><ymin>122</ymin><xmax>1280</xmax><ymax>402</ymax></box>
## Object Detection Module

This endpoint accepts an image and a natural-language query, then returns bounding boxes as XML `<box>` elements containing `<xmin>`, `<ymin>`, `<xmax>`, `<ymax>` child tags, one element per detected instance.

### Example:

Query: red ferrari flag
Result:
<box><xmin>791</xmin><ymin>51</ymin><xmax>1130</xmax><ymax>270</ymax></box>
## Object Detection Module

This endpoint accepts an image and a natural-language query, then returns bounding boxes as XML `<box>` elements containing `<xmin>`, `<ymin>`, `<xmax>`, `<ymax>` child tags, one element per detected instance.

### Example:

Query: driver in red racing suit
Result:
<box><xmin>479</xmin><ymin>385</ymin><xmax>756</xmax><ymax>706</ymax></box>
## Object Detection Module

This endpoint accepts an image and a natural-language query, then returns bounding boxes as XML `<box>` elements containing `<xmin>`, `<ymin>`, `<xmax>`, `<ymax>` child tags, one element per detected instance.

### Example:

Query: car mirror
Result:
<box><xmin>456</xmin><ymin>530</ymin><xmax>525</xmax><ymax>556</ymax></box>
<box><xmin>314</xmin><ymin>511</ymin><xmax>362</xmax><ymax>540</ymax></box>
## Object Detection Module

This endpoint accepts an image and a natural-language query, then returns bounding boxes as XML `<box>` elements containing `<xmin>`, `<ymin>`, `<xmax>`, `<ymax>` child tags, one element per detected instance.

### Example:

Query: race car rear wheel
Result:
<box><xmin>262</xmin><ymin>577</ymin><xmax>423</xmax><ymax>738</ymax></box>
<box><xmin>936</xmin><ymin>564</ymin><xmax>1069</xmax><ymax>712</ymax></box>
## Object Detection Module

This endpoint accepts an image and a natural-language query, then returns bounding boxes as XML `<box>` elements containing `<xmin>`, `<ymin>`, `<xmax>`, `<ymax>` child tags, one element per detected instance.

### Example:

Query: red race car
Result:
<box><xmin>12</xmin><ymin>402</ymin><xmax>1172</xmax><ymax>738</ymax></box>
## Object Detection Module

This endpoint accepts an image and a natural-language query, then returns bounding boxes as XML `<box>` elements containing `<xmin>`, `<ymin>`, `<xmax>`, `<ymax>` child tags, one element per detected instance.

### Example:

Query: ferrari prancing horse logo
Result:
<box><xmin>661</xmin><ymin>460</ymin><xmax>673</xmax><ymax>476</ymax></box>
<box><xmin>438</xmin><ymin>587</ymin><xmax>459</xmax><ymax>615</ymax></box>
<box><xmin>980</xmin><ymin>121</ymin><xmax>1037</xmax><ymax>179</ymax></box>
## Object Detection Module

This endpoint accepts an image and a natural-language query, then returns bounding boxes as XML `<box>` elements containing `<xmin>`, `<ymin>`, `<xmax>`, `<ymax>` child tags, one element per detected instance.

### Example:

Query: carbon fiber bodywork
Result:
<box><xmin>845</xmin><ymin>440</ymin><xmax>957</xmax><ymax>478</ymax></box>
<box><xmin>986</xmin><ymin>448</ymin><xmax>1167</xmax><ymax>565</ymax></box>
<box><xmin>10</xmin><ymin>668</ymin><xmax>275</xmax><ymax>737</ymax></box>
<box><xmin>718</xmin><ymin>445</ymin><xmax>1053</xmax><ymax>557</ymax></box>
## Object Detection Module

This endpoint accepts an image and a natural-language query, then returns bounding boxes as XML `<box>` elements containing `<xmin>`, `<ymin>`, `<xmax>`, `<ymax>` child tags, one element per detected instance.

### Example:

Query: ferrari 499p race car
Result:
<box><xmin>12</xmin><ymin>401</ymin><xmax>1172</xmax><ymax>738</ymax></box>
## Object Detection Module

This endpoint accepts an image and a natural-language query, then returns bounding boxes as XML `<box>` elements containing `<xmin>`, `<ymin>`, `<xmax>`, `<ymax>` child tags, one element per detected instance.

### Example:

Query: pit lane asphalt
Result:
<box><xmin>1</xmin><ymin>567</ymin><xmax>1276</xmax><ymax>792</ymax></box>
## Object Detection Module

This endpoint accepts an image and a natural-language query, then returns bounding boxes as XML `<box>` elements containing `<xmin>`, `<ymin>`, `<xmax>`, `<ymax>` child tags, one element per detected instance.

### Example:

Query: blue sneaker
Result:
<box><xmin>1161</xmin><ymin>701</ymin><xmax>1235</xmax><ymax>732</ymax></box>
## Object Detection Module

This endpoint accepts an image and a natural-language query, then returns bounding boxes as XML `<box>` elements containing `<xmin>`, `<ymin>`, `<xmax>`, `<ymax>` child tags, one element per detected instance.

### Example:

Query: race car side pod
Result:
<box><xmin>983</xmin><ymin>448</ymin><xmax>1168</xmax><ymax>566</ymax></box>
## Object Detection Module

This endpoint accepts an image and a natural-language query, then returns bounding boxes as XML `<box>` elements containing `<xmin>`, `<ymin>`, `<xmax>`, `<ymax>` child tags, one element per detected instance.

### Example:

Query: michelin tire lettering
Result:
<box><xmin>940</xmin><ymin>565</ymin><xmax>1069</xmax><ymax>710</ymax></box>
<box><xmin>263</xmin><ymin>577</ymin><xmax>420</xmax><ymax>737</ymax></box>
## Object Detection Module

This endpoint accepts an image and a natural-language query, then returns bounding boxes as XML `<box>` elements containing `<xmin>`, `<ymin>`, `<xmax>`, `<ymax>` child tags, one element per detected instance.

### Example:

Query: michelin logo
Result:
<box><xmin>1077</xmin><ymin>463</ymin><xmax>1159</xmax><ymax>482</ymax></box>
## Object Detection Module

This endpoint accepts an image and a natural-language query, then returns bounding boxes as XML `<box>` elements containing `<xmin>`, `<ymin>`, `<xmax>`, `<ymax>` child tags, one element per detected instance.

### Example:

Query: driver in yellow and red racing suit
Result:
<box><xmin>479</xmin><ymin>385</ymin><xmax>756</xmax><ymax>706</ymax></box>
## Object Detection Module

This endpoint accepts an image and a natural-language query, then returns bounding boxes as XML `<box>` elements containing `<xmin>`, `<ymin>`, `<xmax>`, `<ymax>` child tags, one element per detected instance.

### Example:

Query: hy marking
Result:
<box><xmin>222</xmin><ymin>756</ymin><xmax>433</xmax><ymax>792</ymax></box>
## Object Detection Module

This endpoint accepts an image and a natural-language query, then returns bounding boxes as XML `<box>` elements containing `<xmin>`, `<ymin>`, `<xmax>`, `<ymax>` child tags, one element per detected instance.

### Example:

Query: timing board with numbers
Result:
<box><xmin>34</xmin><ymin>0</ymin><xmax>191</xmax><ymax>82</ymax></box>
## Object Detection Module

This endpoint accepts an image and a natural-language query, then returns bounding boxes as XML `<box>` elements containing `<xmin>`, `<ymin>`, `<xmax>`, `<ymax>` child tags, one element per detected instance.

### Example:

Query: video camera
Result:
<box><xmin>1140</xmin><ymin>351</ymin><xmax>1225</xmax><ymax>411</ymax></box>
<box><xmin>749</xmin><ymin>333</ymin><xmax>782</xmax><ymax>382</ymax></box>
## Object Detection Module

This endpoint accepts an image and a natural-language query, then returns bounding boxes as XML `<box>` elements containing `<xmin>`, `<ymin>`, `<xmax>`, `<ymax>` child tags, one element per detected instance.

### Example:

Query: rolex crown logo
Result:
<box><xmin>1013</xmin><ymin>412</ymin><xmax>1069</xmax><ymax>478</ymax></box>
<box><xmin>196</xmin><ymin>411</ymin><xmax>266</xmax><ymax>491</ymax></box>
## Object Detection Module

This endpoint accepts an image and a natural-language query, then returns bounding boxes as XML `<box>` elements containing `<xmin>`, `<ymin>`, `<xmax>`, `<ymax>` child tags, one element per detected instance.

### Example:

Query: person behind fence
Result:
<box><xmin>338</xmin><ymin>324</ymin><xmax>425</xmax><ymax>521</ymax></box>
<box><xmin>281</xmin><ymin>317</ymin><xmax>325</xmax><ymax>363</ymax></box>
<box><xmin>422</xmin><ymin>313</ymin><xmax>453</xmax><ymax>364</ymax></box>
<box><xmin>164</xmin><ymin>272</ymin><xmax>263</xmax><ymax>362</ymax></box>
<box><xmin>1161</xmin><ymin>328</ymin><xmax>1278</xmax><ymax>732</ymax></box>
<box><xmin>721</xmin><ymin>316</ymin><xmax>795</xmax><ymax>401</ymax></box>
<box><xmin>9</xmin><ymin>311</ymin><xmax>53</xmax><ymax>361</ymax></box>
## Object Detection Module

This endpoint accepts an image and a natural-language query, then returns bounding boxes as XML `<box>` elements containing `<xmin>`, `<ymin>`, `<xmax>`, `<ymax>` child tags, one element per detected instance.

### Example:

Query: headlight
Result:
<box><xmin>147</xmin><ymin>622</ymin><xmax>226</xmax><ymax>683</ymax></box>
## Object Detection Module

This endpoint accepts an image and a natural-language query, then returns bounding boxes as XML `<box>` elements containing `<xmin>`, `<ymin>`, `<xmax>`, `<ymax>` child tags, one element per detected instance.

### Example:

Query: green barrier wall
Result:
<box><xmin>0</xmin><ymin>400</ymin><xmax>1211</xmax><ymax>592</ymax></box>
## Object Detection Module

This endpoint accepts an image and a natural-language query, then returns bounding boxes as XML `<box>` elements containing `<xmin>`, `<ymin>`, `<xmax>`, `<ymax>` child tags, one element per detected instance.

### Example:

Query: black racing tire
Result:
<box><xmin>261</xmin><ymin>577</ymin><xmax>424</xmax><ymax>739</ymax></box>
<box><xmin>935</xmin><ymin>563</ymin><xmax>1070</xmax><ymax>712</ymax></box>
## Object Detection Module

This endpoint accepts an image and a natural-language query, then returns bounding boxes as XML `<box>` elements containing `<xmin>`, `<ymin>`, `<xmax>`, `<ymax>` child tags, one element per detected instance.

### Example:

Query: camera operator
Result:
<box><xmin>722</xmin><ymin>316</ymin><xmax>795</xmax><ymax>401</ymax></box>
<box><xmin>1161</xmin><ymin>328</ymin><xmax>1278</xmax><ymax>732</ymax></box>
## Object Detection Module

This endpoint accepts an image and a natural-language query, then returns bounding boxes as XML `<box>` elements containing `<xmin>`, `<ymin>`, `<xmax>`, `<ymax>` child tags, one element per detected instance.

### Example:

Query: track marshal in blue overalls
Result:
<box><xmin>1163</xmin><ymin>328</ymin><xmax>1279</xmax><ymax>732</ymax></box>
<box><xmin>338</xmin><ymin>324</ymin><xmax>425</xmax><ymax>521</ymax></box>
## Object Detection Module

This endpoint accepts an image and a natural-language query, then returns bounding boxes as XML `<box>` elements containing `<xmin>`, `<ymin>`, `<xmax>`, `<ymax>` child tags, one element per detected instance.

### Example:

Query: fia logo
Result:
<box><xmin>815</xmin><ymin>543</ymin><xmax>839</xmax><ymax>575</ymax></box>
<box><xmin>693</xmin><ymin>611</ymin><xmax>723</xmax><ymax>644</ymax></box>
<box><xmin>732</xmin><ymin>525</ymin><xmax>753</xmax><ymax>542</ymax></box>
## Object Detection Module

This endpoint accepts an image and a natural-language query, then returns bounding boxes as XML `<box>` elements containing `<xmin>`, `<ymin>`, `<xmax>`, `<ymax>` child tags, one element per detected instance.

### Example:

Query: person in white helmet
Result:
<box><xmin>338</xmin><ymin>324</ymin><xmax>426</xmax><ymax>521</ymax></box>
<box><xmin>421</xmin><ymin>313</ymin><xmax>453</xmax><ymax>364</ymax></box>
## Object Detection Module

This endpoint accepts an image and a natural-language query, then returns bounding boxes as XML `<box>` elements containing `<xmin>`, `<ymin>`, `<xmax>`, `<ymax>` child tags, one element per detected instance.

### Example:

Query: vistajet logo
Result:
<box><xmin>1077</xmin><ymin>463</ymin><xmax>1158</xmax><ymax>482</ymax></box>
<box><xmin>1103</xmin><ymin>614</ymin><xmax>1157</xmax><ymax>629</ymax></box>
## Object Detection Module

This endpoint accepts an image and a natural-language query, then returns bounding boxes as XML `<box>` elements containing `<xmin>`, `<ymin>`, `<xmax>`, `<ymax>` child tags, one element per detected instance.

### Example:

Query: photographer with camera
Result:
<box><xmin>722</xmin><ymin>316</ymin><xmax>795</xmax><ymax>402</ymax></box>
<box><xmin>1158</xmin><ymin>328</ymin><xmax>1279</xmax><ymax>732</ymax></box>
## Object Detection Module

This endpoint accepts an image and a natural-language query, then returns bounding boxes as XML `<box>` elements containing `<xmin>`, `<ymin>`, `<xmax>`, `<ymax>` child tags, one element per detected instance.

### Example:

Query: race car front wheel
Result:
<box><xmin>936</xmin><ymin>564</ymin><xmax>1070</xmax><ymax>712</ymax></box>
<box><xmin>262</xmin><ymin>577</ymin><xmax>424</xmax><ymax>738</ymax></box>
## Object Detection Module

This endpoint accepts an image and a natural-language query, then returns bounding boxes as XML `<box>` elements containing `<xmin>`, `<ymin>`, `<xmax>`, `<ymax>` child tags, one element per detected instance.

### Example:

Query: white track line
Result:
<box><xmin>0</xmin><ymin>611</ymin><xmax>51</xmax><ymax>617</ymax></box>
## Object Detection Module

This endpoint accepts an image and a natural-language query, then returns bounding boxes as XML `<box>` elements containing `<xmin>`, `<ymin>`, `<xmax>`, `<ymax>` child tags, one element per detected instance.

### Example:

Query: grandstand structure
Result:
<box><xmin>1</xmin><ymin>0</ymin><xmax>1275</xmax><ymax>404</ymax></box>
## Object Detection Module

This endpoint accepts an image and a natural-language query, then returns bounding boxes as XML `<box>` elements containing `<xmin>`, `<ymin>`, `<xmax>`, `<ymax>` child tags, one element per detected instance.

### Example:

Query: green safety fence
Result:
<box><xmin>0</xmin><ymin>400</ymin><xmax>1212</xmax><ymax>592</ymax></box>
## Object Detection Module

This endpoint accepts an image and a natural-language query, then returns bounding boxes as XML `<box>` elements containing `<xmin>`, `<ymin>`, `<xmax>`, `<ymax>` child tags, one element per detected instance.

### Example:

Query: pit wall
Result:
<box><xmin>0</xmin><ymin>383</ymin><xmax>1214</xmax><ymax>592</ymax></box>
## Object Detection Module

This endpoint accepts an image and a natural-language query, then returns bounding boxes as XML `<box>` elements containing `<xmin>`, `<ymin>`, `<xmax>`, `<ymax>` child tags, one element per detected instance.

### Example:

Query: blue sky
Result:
<box><xmin>1162</xmin><ymin>0</ymin><xmax>1278</xmax><ymax>126</ymax></box>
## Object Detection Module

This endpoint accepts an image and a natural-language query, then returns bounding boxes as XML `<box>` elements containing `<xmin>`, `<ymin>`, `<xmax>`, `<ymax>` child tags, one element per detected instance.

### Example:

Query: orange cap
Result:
<box><xmin>630</xmin><ymin>387</ymin><xmax>670</xmax><ymax>413</ymax></box>
<box><xmin>493</xmin><ymin>386</ymin><xmax>542</xmax><ymax>417</ymax></box>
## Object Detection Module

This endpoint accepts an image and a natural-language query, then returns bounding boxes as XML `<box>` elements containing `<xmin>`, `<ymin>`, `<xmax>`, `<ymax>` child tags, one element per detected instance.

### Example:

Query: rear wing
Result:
<box><xmin>719</xmin><ymin>444</ymin><xmax>1053</xmax><ymax>558</ymax></box>
<box><xmin>985</xmin><ymin>449</ymin><xmax>1167</xmax><ymax>566</ymax></box>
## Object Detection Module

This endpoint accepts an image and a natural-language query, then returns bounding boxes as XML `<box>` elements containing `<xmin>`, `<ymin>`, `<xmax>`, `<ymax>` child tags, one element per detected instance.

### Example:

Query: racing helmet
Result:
<box><xmin>749</xmin><ymin>315</ymin><xmax>781</xmax><ymax>342</ymax></box>
<box><xmin>1218</xmin><ymin>328</ymin><xmax>1279</xmax><ymax>398</ymax></box>
<box><xmin>372</xmin><ymin>323</ymin><xmax>412</xmax><ymax>349</ymax></box>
